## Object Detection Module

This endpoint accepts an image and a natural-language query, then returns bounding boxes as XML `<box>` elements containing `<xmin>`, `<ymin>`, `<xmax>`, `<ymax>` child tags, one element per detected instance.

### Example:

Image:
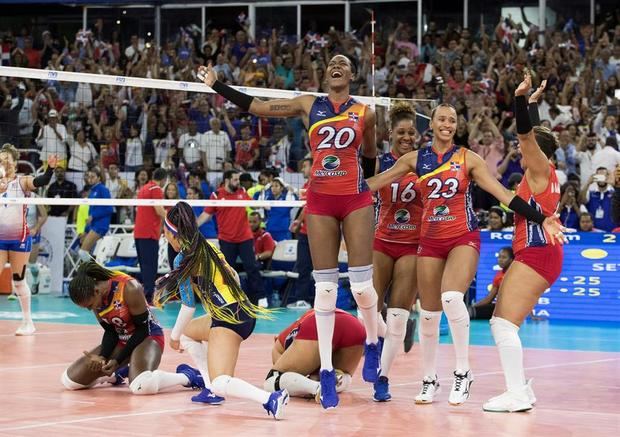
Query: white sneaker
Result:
<box><xmin>448</xmin><ymin>369</ymin><xmax>473</xmax><ymax>405</ymax></box>
<box><xmin>286</xmin><ymin>300</ymin><xmax>312</xmax><ymax>310</ymax></box>
<box><xmin>525</xmin><ymin>378</ymin><xmax>536</xmax><ymax>404</ymax></box>
<box><xmin>258</xmin><ymin>297</ymin><xmax>269</xmax><ymax>308</ymax></box>
<box><xmin>15</xmin><ymin>321</ymin><xmax>36</xmax><ymax>336</ymax></box>
<box><xmin>414</xmin><ymin>375</ymin><xmax>441</xmax><ymax>404</ymax></box>
<box><xmin>483</xmin><ymin>390</ymin><xmax>533</xmax><ymax>412</ymax></box>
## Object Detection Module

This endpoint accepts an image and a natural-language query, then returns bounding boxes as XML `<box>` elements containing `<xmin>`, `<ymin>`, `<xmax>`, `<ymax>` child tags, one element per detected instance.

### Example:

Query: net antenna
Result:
<box><xmin>366</xmin><ymin>8</ymin><xmax>376</xmax><ymax>98</ymax></box>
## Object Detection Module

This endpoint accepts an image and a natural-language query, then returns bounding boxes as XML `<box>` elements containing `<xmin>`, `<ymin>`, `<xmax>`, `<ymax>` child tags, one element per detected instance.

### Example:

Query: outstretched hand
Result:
<box><xmin>197</xmin><ymin>63</ymin><xmax>217</xmax><ymax>87</ymax></box>
<box><xmin>529</xmin><ymin>79</ymin><xmax>547</xmax><ymax>104</ymax></box>
<box><xmin>542</xmin><ymin>215</ymin><xmax>569</xmax><ymax>245</ymax></box>
<box><xmin>515</xmin><ymin>70</ymin><xmax>532</xmax><ymax>97</ymax></box>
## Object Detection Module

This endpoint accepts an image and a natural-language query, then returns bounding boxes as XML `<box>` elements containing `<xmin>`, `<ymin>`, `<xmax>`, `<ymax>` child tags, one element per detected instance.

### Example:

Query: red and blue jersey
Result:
<box><xmin>416</xmin><ymin>143</ymin><xmax>478</xmax><ymax>239</ymax></box>
<box><xmin>375</xmin><ymin>152</ymin><xmax>422</xmax><ymax>244</ymax></box>
<box><xmin>513</xmin><ymin>165</ymin><xmax>561</xmax><ymax>253</ymax></box>
<box><xmin>97</xmin><ymin>274</ymin><xmax>163</xmax><ymax>342</ymax></box>
<box><xmin>307</xmin><ymin>96</ymin><xmax>369</xmax><ymax>195</ymax></box>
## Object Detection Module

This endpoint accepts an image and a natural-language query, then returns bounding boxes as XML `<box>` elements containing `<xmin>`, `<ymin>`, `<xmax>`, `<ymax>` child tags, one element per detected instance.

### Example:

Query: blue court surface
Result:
<box><xmin>1</xmin><ymin>295</ymin><xmax>618</xmax><ymax>353</ymax></box>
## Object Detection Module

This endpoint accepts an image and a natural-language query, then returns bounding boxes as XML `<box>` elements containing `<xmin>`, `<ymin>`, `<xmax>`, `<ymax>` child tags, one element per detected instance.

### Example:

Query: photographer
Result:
<box><xmin>580</xmin><ymin>167</ymin><xmax>616</xmax><ymax>232</ymax></box>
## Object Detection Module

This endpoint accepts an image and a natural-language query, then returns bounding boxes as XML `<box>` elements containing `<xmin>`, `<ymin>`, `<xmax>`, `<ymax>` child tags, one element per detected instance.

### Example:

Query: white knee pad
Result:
<box><xmin>386</xmin><ymin>308</ymin><xmax>409</xmax><ymax>341</ymax></box>
<box><xmin>419</xmin><ymin>308</ymin><xmax>442</xmax><ymax>337</ymax></box>
<box><xmin>441</xmin><ymin>291</ymin><xmax>468</xmax><ymax>322</ymax></box>
<box><xmin>61</xmin><ymin>369</ymin><xmax>90</xmax><ymax>390</ymax></box>
<box><xmin>350</xmin><ymin>279</ymin><xmax>377</xmax><ymax>309</ymax></box>
<box><xmin>211</xmin><ymin>374</ymin><xmax>232</xmax><ymax>398</ymax></box>
<box><xmin>490</xmin><ymin>317</ymin><xmax>520</xmax><ymax>347</ymax></box>
<box><xmin>314</xmin><ymin>282</ymin><xmax>338</xmax><ymax>313</ymax></box>
<box><xmin>129</xmin><ymin>370</ymin><xmax>159</xmax><ymax>395</ymax></box>
<box><xmin>13</xmin><ymin>279</ymin><xmax>30</xmax><ymax>297</ymax></box>
<box><xmin>336</xmin><ymin>371</ymin><xmax>352</xmax><ymax>393</ymax></box>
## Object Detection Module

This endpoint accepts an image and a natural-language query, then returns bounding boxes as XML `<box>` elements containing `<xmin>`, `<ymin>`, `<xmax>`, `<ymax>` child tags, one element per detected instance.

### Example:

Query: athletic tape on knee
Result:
<box><xmin>13</xmin><ymin>279</ymin><xmax>30</xmax><ymax>297</ymax></box>
<box><xmin>12</xmin><ymin>265</ymin><xmax>26</xmax><ymax>282</ymax></box>
<box><xmin>490</xmin><ymin>317</ymin><xmax>520</xmax><ymax>347</ymax></box>
<box><xmin>264</xmin><ymin>369</ymin><xmax>281</xmax><ymax>392</ymax></box>
<box><xmin>211</xmin><ymin>374</ymin><xmax>232</xmax><ymax>398</ymax></box>
<box><xmin>349</xmin><ymin>279</ymin><xmax>377</xmax><ymax>309</ymax></box>
<box><xmin>314</xmin><ymin>281</ymin><xmax>338</xmax><ymax>313</ymax></box>
<box><xmin>61</xmin><ymin>369</ymin><xmax>90</xmax><ymax>390</ymax></box>
<box><xmin>441</xmin><ymin>291</ymin><xmax>468</xmax><ymax>322</ymax></box>
<box><xmin>386</xmin><ymin>308</ymin><xmax>409</xmax><ymax>340</ymax></box>
<box><xmin>129</xmin><ymin>370</ymin><xmax>158</xmax><ymax>395</ymax></box>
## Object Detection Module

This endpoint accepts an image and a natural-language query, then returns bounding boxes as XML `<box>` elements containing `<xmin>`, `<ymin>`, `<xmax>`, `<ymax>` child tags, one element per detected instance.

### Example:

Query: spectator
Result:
<box><xmin>496</xmin><ymin>142</ymin><xmax>523</xmax><ymax>187</ymax></box>
<box><xmin>580</xmin><ymin>167</ymin><xmax>616</xmax><ymax>232</ymax></box>
<box><xmin>593</xmin><ymin>111</ymin><xmax>620</xmax><ymax>146</ymax></box>
<box><xmin>177</xmin><ymin>120</ymin><xmax>205</xmax><ymax>168</ymax></box>
<box><xmin>164</xmin><ymin>181</ymin><xmax>180</xmax><ymax>268</ymax></box>
<box><xmin>483</xmin><ymin>206</ymin><xmax>512</xmax><ymax>232</ymax></box>
<box><xmin>576</xmin><ymin>132</ymin><xmax>603</xmax><ymax>189</ymax></box>
<box><xmin>202</xmin><ymin>116</ymin><xmax>232</xmax><ymax>172</ymax></box>
<box><xmin>578</xmin><ymin>212</ymin><xmax>604</xmax><ymax>232</ymax></box>
<box><xmin>134</xmin><ymin>168</ymin><xmax>150</xmax><ymax>192</ymax></box>
<box><xmin>46</xmin><ymin>166</ymin><xmax>77</xmax><ymax>221</ymax></box>
<box><xmin>249</xmin><ymin>211</ymin><xmax>276</xmax><ymax>268</ymax></box>
<box><xmin>559</xmin><ymin>183</ymin><xmax>581</xmax><ymax>229</ymax></box>
<box><xmin>611</xmin><ymin>165</ymin><xmax>620</xmax><ymax>229</ymax></box>
<box><xmin>96</xmin><ymin>124</ymin><xmax>121</xmax><ymax>170</ymax></box>
<box><xmin>124</xmin><ymin>106</ymin><xmax>148</xmax><ymax>172</ymax></box>
<box><xmin>66</xmin><ymin>127</ymin><xmax>97</xmax><ymax>172</ymax></box>
<box><xmin>555</xmin><ymin>130</ymin><xmax>578</xmax><ymax>176</ymax></box>
<box><xmin>266</xmin><ymin>123</ymin><xmax>292</xmax><ymax>170</ymax></box>
<box><xmin>153</xmin><ymin>121</ymin><xmax>175</xmax><ymax>170</ymax></box>
<box><xmin>234</xmin><ymin>122</ymin><xmax>259</xmax><ymax>170</ymax></box>
<box><xmin>468</xmin><ymin>111</ymin><xmax>505</xmax><ymax>179</ymax></box>
<box><xmin>288</xmin><ymin>157</ymin><xmax>313</xmax><ymax>308</ymax></box>
<box><xmin>262</xmin><ymin>177</ymin><xmax>298</xmax><ymax>241</ymax></box>
<box><xmin>79</xmin><ymin>168</ymin><xmax>113</xmax><ymax>261</ymax></box>
<box><xmin>37</xmin><ymin>109</ymin><xmax>67</xmax><ymax>169</ymax></box>
<box><xmin>11</xmin><ymin>83</ymin><xmax>36</xmax><ymax>149</ymax></box>
<box><xmin>469</xmin><ymin>247</ymin><xmax>514</xmax><ymax>320</ymax></box>
<box><xmin>134</xmin><ymin>167</ymin><xmax>167</xmax><ymax>304</ymax></box>
<box><xmin>187</xmin><ymin>186</ymin><xmax>217</xmax><ymax>239</ymax></box>
<box><xmin>592</xmin><ymin>136</ymin><xmax>620</xmax><ymax>177</ymax></box>
<box><xmin>104</xmin><ymin>163</ymin><xmax>132</xmax><ymax>224</ymax></box>
<box><xmin>197</xmin><ymin>169</ymin><xmax>266</xmax><ymax>306</ymax></box>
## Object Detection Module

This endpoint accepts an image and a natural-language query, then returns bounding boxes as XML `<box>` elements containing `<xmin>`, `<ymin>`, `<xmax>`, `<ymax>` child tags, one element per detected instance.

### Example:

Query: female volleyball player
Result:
<box><xmin>367</xmin><ymin>103</ymin><xmax>565</xmax><ymax>406</ymax></box>
<box><xmin>264</xmin><ymin>309</ymin><xmax>365</xmax><ymax>401</ymax></box>
<box><xmin>155</xmin><ymin>202</ymin><xmax>289</xmax><ymax>420</ymax></box>
<box><xmin>483</xmin><ymin>72</ymin><xmax>565</xmax><ymax>413</ymax></box>
<box><xmin>0</xmin><ymin>144</ymin><xmax>57</xmax><ymax>336</ymax></box>
<box><xmin>62</xmin><ymin>260</ymin><xmax>205</xmax><ymax>395</ymax></box>
<box><xmin>198</xmin><ymin>54</ymin><xmax>381</xmax><ymax>410</ymax></box>
<box><xmin>371</xmin><ymin>102</ymin><xmax>423</xmax><ymax>402</ymax></box>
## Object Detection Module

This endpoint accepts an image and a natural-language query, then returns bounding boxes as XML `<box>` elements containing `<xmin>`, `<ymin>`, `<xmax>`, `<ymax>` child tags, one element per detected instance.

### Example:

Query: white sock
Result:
<box><xmin>419</xmin><ymin>309</ymin><xmax>442</xmax><ymax>378</ymax></box>
<box><xmin>212</xmin><ymin>375</ymin><xmax>270</xmax><ymax>404</ymax></box>
<box><xmin>152</xmin><ymin>370</ymin><xmax>189</xmax><ymax>391</ymax></box>
<box><xmin>129</xmin><ymin>370</ymin><xmax>189</xmax><ymax>395</ymax></box>
<box><xmin>377</xmin><ymin>311</ymin><xmax>387</xmax><ymax>338</ymax></box>
<box><xmin>380</xmin><ymin>308</ymin><xmax>409</xmax><ymax>377</ymax></box>
<box><xmin>314</xmin><ymin>280</ymin><xmax>338</xmax><ymax>371</ymax></box>
<box><xmin>265</xmin><ymin>371</ymin><xmax>319</xmax><ymax>397</ymax></box>
<box><xmin>491</xmin><ymin>317</ymin><xmax>526</xmax><ymax>393</ymax></box>
<box><xmin>350</xmin><ymin>279</ymin><xmax>379</xmax><ymax>344</ymax></box>
<box><xmin>180</xmin><ymin>335</ymin><xmax>211</xmax><ymax>384</ymax></box>
<box><xmin>441</xmin><ymin>291</ymin><xmax>470</xmax><ymax>371</ymax></box>
<box><xmin>14</xmin><ymin>280</ymin><xmax>32</xmax><ymax>324</ymax></box>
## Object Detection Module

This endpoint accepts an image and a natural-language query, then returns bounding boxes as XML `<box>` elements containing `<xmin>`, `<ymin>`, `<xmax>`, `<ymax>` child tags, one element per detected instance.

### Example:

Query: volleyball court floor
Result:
<box><xmin>0</xmin><ymin>296</ymin><xmax>618</xmax><ymax>436</ymax></box>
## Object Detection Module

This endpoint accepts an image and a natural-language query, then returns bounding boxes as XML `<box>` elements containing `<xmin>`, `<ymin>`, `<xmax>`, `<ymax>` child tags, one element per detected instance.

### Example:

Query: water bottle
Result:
<box><xmin>38</xmin><ymin>265</ymin><xmax>52</xmax><ymax>295</ymax></box>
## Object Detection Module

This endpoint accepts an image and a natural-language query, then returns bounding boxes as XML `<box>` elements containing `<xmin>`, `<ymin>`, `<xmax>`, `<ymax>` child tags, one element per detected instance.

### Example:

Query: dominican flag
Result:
<box><xmin>348</xmin><ymin>112</ymin><xmax>359</xmax><ymax>123</ymax></box>
<box><xmin>450</xmin><ymin>161</ymin><xmax>461</xmax><ymax>172</ymax></box>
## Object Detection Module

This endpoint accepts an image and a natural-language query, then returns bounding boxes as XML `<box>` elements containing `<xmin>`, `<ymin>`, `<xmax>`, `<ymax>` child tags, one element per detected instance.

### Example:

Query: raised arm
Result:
<box><xmin>366</xmin><ymin>151</ymin><xmax>416</xmax><ymax>192</ymax></box>
<box><xmin>197</xmin><ymin>64</ymin><xmax>313</xmax><ymax>118</ymax></box>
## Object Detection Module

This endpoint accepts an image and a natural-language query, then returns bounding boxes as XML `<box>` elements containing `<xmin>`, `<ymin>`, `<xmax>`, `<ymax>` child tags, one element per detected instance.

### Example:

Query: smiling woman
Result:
<box><xmin>198</xmin><ymin>55</ymin><xmax>381</xmax><ymax>409</ymax></box>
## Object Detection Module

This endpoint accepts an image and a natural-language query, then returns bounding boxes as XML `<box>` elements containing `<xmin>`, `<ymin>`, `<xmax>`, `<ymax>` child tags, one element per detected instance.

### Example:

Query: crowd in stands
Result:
<box><xmin>2</xmin><ymin>8</ymin><xmax>620</xmax><ymax>304</ymax></box>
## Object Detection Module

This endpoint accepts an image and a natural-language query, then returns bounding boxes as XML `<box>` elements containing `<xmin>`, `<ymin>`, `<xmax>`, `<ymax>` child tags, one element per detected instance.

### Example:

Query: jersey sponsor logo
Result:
<box><xmin>316</xmin><ymin>110</ymin><xmax>327</xmax><ymax>117</ymax></box>
<box><xmin>315</xmin><ymin>155</ymin><xmax>347</xmax><ymax>177</ymax></box>
<box><xmin>428</xmin><ymin>205</ymin><xmax>456</xmax><ymax>222</ymax></box>
<box><xmin>388</xmin><ymin>208</ymin><xmax>417</xmax><ymax>231</ymax></box>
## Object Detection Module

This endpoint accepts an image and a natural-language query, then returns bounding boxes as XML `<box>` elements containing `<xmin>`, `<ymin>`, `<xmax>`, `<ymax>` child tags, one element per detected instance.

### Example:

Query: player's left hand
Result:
<box><xmin>529</xmin><ymin>79</ymin><xmax>547</xmax><ymax>104</ymax></box>
<box><xmin>169</xmin><ymin>338</ymin><xmax>183</xmax><ymax>352</ymax></box>
<box><xmin>543</xmin><ymin>215</ymin><xmax>568</xmax><ymax>245</ymax></box>
<box><xmin>101</xmin><ymin>359</ymin><xmax>119</xmax><ymax>375</ymax></box>
<box><xmin>47</xmin><ymin>155</ymin><xmax>59</xmax><ymax>169</ymax></box>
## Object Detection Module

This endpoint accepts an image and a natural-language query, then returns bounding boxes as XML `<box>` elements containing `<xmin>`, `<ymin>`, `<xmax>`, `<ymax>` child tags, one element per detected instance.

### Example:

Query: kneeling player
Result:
<box><xmin>265</xmin><ymin>309</ymin><xmax>365</xmax><ymax>400</ymax></box>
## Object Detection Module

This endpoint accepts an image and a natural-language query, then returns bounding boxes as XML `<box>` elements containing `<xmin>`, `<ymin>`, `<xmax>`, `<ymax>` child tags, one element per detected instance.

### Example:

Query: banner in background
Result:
<box><xmin>40</xmin><ymin>216</ymin><xmax>67</xmax><ymax>294</ymax></box>
<box><xmin>477</xmin><ymin>232</ymin><xmax>620</xmax><ymax>322</ymax></box>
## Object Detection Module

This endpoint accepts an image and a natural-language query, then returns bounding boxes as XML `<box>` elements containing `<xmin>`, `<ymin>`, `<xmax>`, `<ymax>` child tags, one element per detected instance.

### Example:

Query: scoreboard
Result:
<box><xmin>476</xmin><ymin>232</ymin><xmax>620</xmax><ymax>322</ymax></box>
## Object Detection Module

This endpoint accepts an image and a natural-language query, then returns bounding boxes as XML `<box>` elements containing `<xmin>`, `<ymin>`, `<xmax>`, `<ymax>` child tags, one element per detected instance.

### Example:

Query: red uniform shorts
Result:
<box><xmin>417</xmin><ymin>230</ymin><xmax>481</xmax><ymax>259</ymax></box>
<box><xmin>305</xmin><ymin>190</ymin><xmax>373</xmax><ymax>222</ymax></box>
<box><xmin>514</xmin><ymin>244</ymin><xmax>563</xmax><ymax>285</ymax></box>
<box><xmin>373</xmin><ymin>238</ymin><xmax>419</xmax><ymax>260</ymax></box>
<box><xmin>296</xmin><ymin>311</ymin><xmax>366</xmax><ymax>350</ymax></box>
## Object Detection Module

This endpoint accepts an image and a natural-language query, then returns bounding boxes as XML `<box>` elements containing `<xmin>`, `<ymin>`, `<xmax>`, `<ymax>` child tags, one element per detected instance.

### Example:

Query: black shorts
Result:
<box><xmin>211</xmin><ymin>302</ymin><xmax>256</xmax><ymax>340</ymax></box>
